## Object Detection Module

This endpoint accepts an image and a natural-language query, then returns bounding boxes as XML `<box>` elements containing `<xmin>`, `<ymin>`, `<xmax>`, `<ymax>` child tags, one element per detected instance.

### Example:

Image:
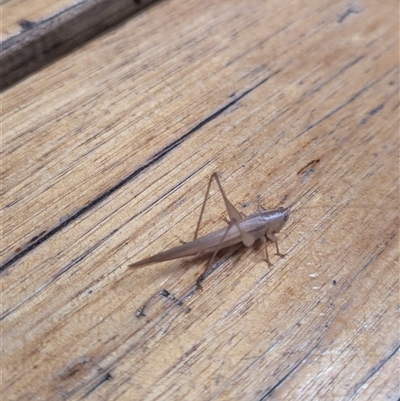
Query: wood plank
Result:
<box><xmin>1</xmin><ymin>0</ymin><xmax>161</xmax><ymax>89</ymax></box>
<box><xmin>2</xmin><ymin>0</ymin><xmax>77</xmax><ymax>39</ymax></box>
<box><xmin>2</xmin><ymin>0</ymin><xmax>399</xmax><ymax>399</ymax></box>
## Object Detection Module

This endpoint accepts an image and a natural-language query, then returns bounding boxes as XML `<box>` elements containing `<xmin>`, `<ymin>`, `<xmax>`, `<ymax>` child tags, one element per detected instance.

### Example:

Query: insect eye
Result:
<box><xmin>284</xmin><ymin>213</ymin><xmax>289</xmax><ymax>221</ymax></box>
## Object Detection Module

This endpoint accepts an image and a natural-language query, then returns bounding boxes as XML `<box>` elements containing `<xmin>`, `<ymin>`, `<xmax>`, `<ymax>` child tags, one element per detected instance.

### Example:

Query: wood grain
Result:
<box><xmin>1</xmin><ymin>0</ymin><xmax>161</xmax><ymax>90</ymax></box>
<box><xmin>2</xmin><ymin>0</ymin><xmax>76</xmax><ymax>38</ymax></box>
<box><xmin>2</xmin><ymin>0</ymin><xmax>399</xmax><ymax>400</ymax></box>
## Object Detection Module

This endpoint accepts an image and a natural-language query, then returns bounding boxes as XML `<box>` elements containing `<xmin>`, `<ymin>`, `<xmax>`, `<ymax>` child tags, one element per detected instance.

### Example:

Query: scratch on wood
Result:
<box><xmin>54</xmin><ymin>356</ymin><xmax>96</xmax><ymax>397</ymax></box>
<box><xmin>360</xmin><ymin>104</ymin><xmax>384</xmax><ymax>125</ymax></box>
<box><xmin>338</xmin><ymin>8</ymin><xmax>358</xmax><ymax>23</ymax></box>
<box><xmin>136</xmin><ymin>289</ymin><xmax>190</xmax><ymax>318</ymax></box>
<box><xmin>84</xmin><ymin>372</ymin><xmax>113</xmax><ymax>397</ymax></box>
<box><xmin>57</xmin><ymin>357</ymin><xmax>92</xmax><ymax>382</ymax></box>
<box><xmin>297</xmin><ymin>159</ymin><xmax>320</xmax><ymax>180</ymax></box>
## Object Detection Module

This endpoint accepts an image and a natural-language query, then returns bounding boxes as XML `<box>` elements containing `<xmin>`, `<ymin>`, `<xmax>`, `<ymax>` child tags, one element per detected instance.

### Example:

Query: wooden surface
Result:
<box><xmin>1</xmin><ymin>0</ymin><xmax>160</xmax><ymax>89</ymax></box>
<box><xmin>2</xmin><ymin>0</ymin><xmax>399</xmax><ymax>400</ymax></box>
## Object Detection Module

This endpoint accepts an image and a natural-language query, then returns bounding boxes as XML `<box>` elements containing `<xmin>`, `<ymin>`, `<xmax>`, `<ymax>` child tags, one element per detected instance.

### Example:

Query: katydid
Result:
<box><xmin>129</xmin><ymin>173</ymin><xmax>289</xmax><ymax>288</ymax></box>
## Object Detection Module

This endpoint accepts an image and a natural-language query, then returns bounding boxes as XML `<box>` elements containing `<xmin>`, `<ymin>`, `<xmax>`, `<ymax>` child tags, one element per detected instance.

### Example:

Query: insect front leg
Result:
<box><xmin>260</xmin><ymin>235</ymin><xmax>272</xmax><ymax>267</ymax></box>
<box><xmin>266</xmin><ymin>231</ymin><xmax>286</xmax><ymax>258</ymax></box>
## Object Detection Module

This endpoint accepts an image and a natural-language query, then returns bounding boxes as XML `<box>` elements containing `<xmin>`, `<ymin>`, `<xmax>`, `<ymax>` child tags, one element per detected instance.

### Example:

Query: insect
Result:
<box><xmin>129</xmin><ymin>173</ymin><xmax>290</xmax><ymax>289</ymax></box>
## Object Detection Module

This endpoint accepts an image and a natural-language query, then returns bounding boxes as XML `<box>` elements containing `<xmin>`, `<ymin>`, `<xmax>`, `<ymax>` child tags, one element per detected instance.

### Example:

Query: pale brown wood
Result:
<box><xmin>2</xmin><ymin>0</ymin><xmax>75</xmax><ymax>38</ymax></box>
<box><xmin>0</xmin><ymin>0</ymin><xmax>160</xmax><ymax>89</ymax></box>
<box><xmin>2</xmin><ymin>0</ymin><xmax>399</xmax><ymax>400</ymax></box>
